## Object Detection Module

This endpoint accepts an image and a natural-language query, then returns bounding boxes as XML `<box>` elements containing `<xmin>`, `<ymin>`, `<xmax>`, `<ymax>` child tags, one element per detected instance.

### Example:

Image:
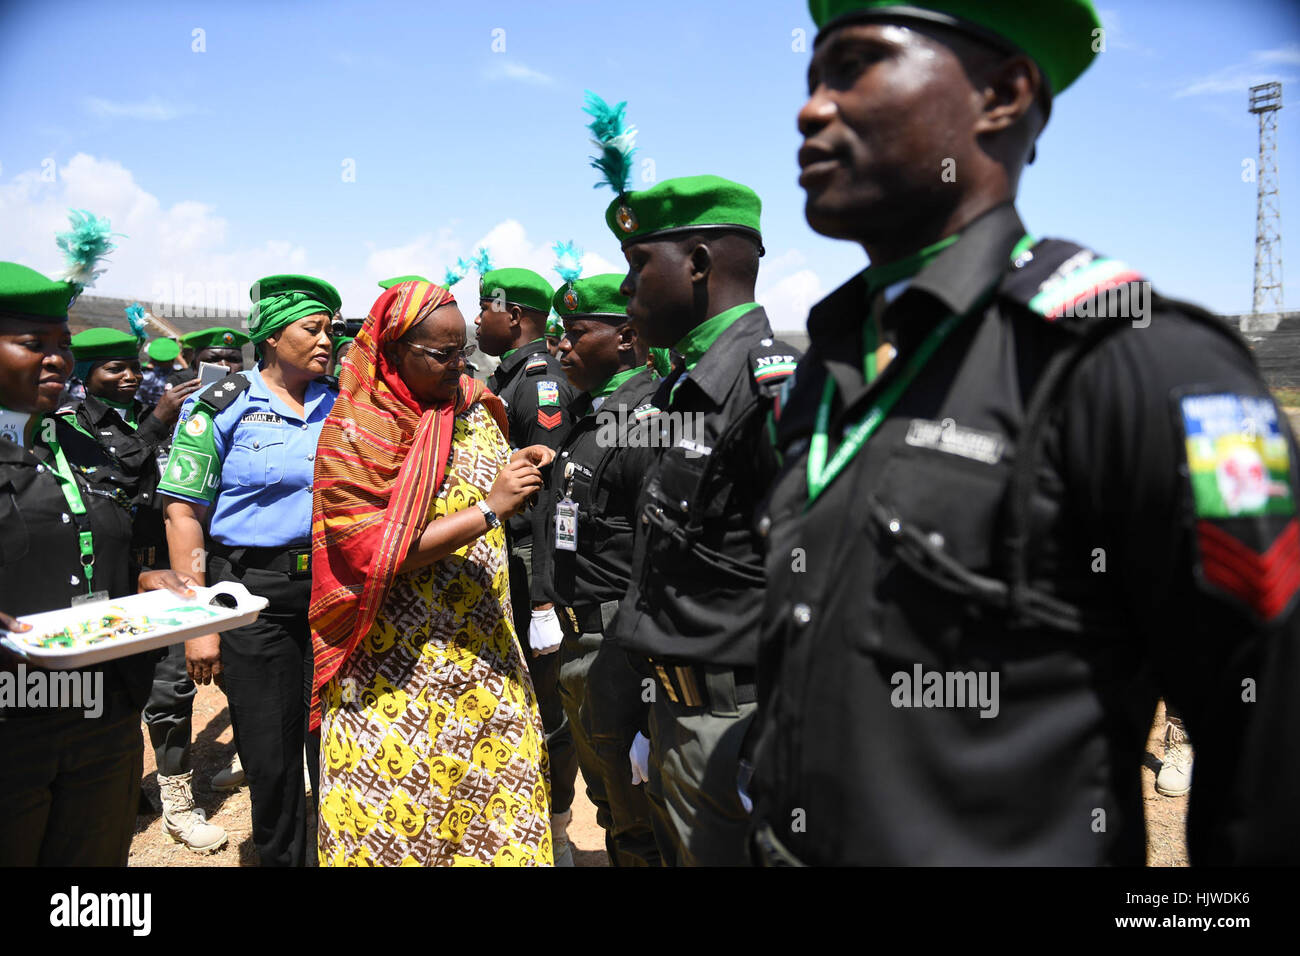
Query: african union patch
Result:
<box><xmin>184</xmin><ymin>414</ymin><xmax>209</xmax><ymax>438</ymax></box>
<box><xmin>1180</xmin><ymin>393</ymin><xmax>1294</xmax><ymax>518</ymax></box>
<box><xmin>159</xmin><ymin>449</ymin><xmax>218</xmax><ymax>498</ymax></box>
<box><xmin>537</xmin><ymin>381</ymin><xmax>560</xmax><ymax>407</ymax></box>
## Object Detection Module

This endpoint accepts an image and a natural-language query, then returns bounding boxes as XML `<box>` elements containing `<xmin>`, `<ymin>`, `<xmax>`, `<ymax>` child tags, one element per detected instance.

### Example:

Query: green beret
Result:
<box><xmin>183</xmin><ymin>327</ymin><xmax>251</xmax><ymax>350</ymax></box>
<box><xmin>479</xmin><ymin>268</ymin><xmax>554</xmax><ymax>314</ymax></box>
<box><xmin>0</xmin><ymin>261</ymin><xmax>75</xmax><ymax>322</ymax></box>
<box><xmin>807</xmin><ymin>0</ymin><xmax>1102</xmax><ymax>97</ymax></box>
<box><xmin>545</xmin><ymin>312</ymin><xmax>564</xmax><ymax>338</ymax></box>
<box><xmin>70</xmin><ymin>327</ymin><xmax>141</xmax><ymax>362</ymax></box>
<box><xmin>147</xmin><ymin>337</ymin><xmax>181</xmax><ymax>362</ymax></box>
<box><xmin>605</xmin><ymin>175</ymin><xmax>762</xmax><ymax>248</ymax></box>
<box><xmin>551</xmin><ymin>274</ymin><xmax>629</xmax><ymax>322</ymax></box>
<box><xmin>378</xmin><ymin>275</ymin><xmax>430</xmax><ymax>289</ymax></box>
<box><xmin>247</xmin><ymin>274</ymin><xmax>341</xmax><ymax>344</ymax></box>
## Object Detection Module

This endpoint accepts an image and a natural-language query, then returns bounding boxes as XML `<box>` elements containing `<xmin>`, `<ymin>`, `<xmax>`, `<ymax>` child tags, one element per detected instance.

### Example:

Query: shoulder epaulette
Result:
<box><xmin>196</xmin><ymin>372</ymin><xmax>251</xmax><ymax>413</ymax></box>
<box><xmin>748</xmin><ymin>337</ymin><xmax>801</xmax><ymax>399</ymax></box>
<box><xmin>524</xmin><ymin>354</ymin><xmax>551</xmax><ymax>376</ymax></box>
<box><xmin>55</xmin><ymin>403</ymin><xmax>78</xmax><ymax>417</ymax></box>
<box><xmin>999</xmin><ymin>238</ymin><xmax>1146</xmax><ymax>325</ymax></box>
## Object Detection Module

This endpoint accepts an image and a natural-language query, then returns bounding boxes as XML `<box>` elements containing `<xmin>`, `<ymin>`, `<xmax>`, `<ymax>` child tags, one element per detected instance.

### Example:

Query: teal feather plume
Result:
<box><xmin>552</xmin><ymin>240</ymin><xmax>584</xmax><ymax>285</ymax></box>
<box><xmin>56</xmin><ymin>209</ymin><xmax>120</xmax><ymax>290</ymax></box>
<box><xmin>124</xmin><ymin>302</ymin><xmax>148</xmax><ymax>341</ymax></box>
<box><xmin>467</xmin><ymin>247</ymin><xmax>493</xmax><ymax>276</ymax></box>
<box><xmin>583</xmin><ymin>91</ymin><xmax>637</xmax><ymax>194</ymax></box>
<box><xmin>443</xmin><ymin>262</ymin><xmax>467</xmax><ymax>289</ymax></box>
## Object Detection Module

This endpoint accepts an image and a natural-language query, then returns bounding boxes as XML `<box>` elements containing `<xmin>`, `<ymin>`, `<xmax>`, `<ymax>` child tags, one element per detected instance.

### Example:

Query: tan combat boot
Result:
<box><xmin>158</xmin><ymin>771</ymin><xmax>229</xmax><ymax>853</ymax></box>
<box><xmin>552</xmin><ymin>808</ymin><xmax>575</xmax><ymax>867</ymax></box>
<box><xmin>1155</xmin><ymin>720</ymin><xmax>1193</xmax><ymax>797</ymax></box>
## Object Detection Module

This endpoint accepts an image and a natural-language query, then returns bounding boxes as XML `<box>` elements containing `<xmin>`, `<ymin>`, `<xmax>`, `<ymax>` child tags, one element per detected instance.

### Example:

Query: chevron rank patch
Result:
<box><xmin>537</xmin><ymin>381</ymin><xmax>560</xmax><ymax>407</ymax></box>
<box><xmin>538</xmin><ymin>409</ymin><xmax>563</xmax><ymax>430</ymax></box>
<box><xmin>1181</xmin><ymin>391</ymin><xmax>1300</xmax><ymax>621</ymax></box>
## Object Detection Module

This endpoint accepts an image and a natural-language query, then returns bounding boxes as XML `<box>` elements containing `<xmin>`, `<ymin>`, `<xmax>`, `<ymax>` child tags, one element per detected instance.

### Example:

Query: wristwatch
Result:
<box><xmin>477</xmin><ymin>500</ymin><xmax>501</xmax><ymax>529</ymax></box>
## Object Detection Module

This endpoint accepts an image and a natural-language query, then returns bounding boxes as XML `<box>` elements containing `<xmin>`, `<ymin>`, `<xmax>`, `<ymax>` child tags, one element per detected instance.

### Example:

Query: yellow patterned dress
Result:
<box><xmin>318</xmin><ymin>402</ymin><xmax>552</xmax><ymax>866</ymax></box>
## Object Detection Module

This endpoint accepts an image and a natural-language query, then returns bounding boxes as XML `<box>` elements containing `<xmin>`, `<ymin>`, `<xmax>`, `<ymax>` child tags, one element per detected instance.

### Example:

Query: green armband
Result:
<box><xmin>157</xmin><ymin>406</ymin><xmax>222</xmax><ymax>503</ymax></box>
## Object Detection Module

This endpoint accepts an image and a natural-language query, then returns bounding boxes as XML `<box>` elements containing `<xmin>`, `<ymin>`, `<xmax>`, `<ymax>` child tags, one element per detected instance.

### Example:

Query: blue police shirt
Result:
<box><xmin>157</xmin><ymin>366</ymin><xmax>335</xmax><ymax>548</ymax></box>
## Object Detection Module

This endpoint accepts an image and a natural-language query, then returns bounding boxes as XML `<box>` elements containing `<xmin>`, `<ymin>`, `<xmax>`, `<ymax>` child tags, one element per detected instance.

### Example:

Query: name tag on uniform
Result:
<box><xmin>555</xmin><ymin>497</ymin><xmax>579</xmax><ymax>552</ymax></box>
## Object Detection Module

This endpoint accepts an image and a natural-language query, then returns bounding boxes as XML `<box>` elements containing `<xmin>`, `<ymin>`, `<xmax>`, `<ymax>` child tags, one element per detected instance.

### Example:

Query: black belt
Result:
<box><xmin>208</xmin><ymin>540</ymin><xmax>312</xmax><ymax>577</ymax></box>
<box><xmin>648</xmin><ymin>660</ymin><xmax>757</xmax><ymax>710</ymax></box>
<box><xmin>561</xmin><ymin>601</ymin><xmax>618</xmax><ymax>635</ymax></box>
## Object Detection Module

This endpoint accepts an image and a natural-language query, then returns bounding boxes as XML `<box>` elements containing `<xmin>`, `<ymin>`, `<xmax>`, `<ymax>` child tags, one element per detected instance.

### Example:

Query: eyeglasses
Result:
<box><xmin>403</xmin><ymin>341</ymin><xmax>476</xmax><ymax>364</ymax></box>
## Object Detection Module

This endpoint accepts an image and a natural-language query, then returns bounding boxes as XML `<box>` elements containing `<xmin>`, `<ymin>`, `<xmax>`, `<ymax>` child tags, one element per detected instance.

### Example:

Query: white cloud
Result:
<box><xmin>83</xmin><ymin>96</ymin><xmax>193</xmax><ymax>121</ymax></box>
<box><xmin>758</xmin><ymin>267</ymin><xmax>823</xmax><ymax>334</ymax></box>
<box><xmin>354</xmin><ymin>220</ymin><xmax>621</xmax><ymax>316</ymax></box>
<box><xmin>1174</xmin><ymin>46</ymin><xmax>1298</xmax><ymax>98</ymax></box>
<box><xmin>0</xmin><ymin>153</ymin><xmax>307</xmax><ymax>321</ymax></box>
<box><xmin>483</xmin><ymin>59</ymin><xmax>555</xmax><ymax>86</ymax></box>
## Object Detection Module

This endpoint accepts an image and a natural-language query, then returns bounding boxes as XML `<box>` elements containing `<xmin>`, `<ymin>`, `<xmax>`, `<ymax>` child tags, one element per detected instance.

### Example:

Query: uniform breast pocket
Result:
<box><xmin>229</xmin><ymin>427</ymin><xmax>286</xmax><ymax>487</ymax></box>
<box><xmin>648</xmin><ymin>447</ymin><xmax>707</xmax><ymax>517</ymax></box>
<box><xmin>852</xmin><ymin>447</ymin><xmax>1013</xmax><ymax>660</ymax></box>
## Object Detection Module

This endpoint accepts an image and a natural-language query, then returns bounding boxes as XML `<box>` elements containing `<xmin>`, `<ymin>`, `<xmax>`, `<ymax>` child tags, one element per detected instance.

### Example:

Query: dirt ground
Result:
<box><xmin>128</xmin><ymin>681</ymin><xmax>608</xmax><ymax>867</ymax></box>
<box><xmin>129</xmin><ymin>684</ymin><xmax>1185</xmax><ymax>867</ymax></box>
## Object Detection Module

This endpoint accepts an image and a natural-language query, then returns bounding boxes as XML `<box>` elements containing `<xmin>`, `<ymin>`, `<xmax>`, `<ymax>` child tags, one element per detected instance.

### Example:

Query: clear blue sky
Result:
<box><xmin>2</xmin><ymin>0</ymin><xmax>1299</xmax><ymax>329</ymax></box>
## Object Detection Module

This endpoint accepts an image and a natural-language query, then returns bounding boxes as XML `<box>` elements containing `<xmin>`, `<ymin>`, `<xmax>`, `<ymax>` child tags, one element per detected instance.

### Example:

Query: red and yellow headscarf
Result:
<box><xmin>308</xmin><ymin>280</ymin><xmax>507</xmax><ymax>729</ymax></box>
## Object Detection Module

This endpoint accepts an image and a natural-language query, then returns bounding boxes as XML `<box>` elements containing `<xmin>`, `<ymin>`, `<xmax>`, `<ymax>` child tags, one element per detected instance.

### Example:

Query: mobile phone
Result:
<box><xmin>198</xmin><ymin>362</ymin><xmax>227</xmax><ymax>387</ymax></box>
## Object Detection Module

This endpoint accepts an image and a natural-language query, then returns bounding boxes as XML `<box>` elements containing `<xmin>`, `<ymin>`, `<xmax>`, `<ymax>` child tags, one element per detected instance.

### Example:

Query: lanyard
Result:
<box><xmin>806</xmin><ymin>233</ymin><xmax>1035</xmax><ymax>506</ymax></box>
<box><xmin>41</xmin><ymin>419</ymin><xmax>96</xmax><ymax>595</ymax></box>
<box><xmin>806</xmin><ymin>311</ymin><xmax>965</xmax><ymax>506</ymax></box>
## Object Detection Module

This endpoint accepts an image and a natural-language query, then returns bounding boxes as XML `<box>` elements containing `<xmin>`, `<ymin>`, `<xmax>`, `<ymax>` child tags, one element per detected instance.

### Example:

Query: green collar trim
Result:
<box><xmin>674</xmin><ymin>301</ymin><xmax>759</xmax><ymax>371</ymax></box>
<box><xmin>501</xmin><ymin>337</ymin><xmax>545</xmax><ymax>362</ymax></box>
<box><xmin>592</xmin><ymin>365</ymin><xmax>643</xmax><ymax>400</ymax></box>
<box><xmin>864</xmin><ymin>234</ymin><xmax>961</xmax><ymax>296</ymax></box>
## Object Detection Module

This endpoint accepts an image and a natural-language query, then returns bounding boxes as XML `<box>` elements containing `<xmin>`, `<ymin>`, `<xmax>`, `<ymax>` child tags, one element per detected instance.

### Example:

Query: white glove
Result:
<box><xmin>629</xmin><ymin>732</ymin><xmax>651</xmax><ymax>786</ymax></box>
<box><xmin>529</xmin><ymin>607</ymin><xmax>564</xmax><ymax>656</ymax></box>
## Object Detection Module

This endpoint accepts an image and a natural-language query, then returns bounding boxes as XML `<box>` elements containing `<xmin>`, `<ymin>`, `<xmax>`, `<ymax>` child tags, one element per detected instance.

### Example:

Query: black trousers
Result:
<box><xmin>142</xmin><ymin>642</ymin><xmax>196</xmax><ymax>776</ymax></box>
<box><xmin>0</xmin><ymin>703</ymin><xmax>142</xmax><ymax>866</ymax></box>
<box><xmin>208</xmin><ymin>555</ymin><xmax>319</xmax><ymax>867</ymax></box>
<box><xmin>509</xmin><ymin>541</ymin><xmax>577</xmax><ymax>815</ymax></box>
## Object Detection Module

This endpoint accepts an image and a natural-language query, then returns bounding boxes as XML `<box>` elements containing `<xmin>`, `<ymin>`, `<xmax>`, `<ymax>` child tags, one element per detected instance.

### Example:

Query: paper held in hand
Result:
<box><xmin>0</xmin><ymin>582</ymin><xmax>268</xmax><ymax>670</ymax></box>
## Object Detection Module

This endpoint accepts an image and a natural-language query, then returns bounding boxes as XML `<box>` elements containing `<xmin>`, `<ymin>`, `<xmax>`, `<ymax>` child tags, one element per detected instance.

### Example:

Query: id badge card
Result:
<box><xmin>555</xmin><ymin>497</ymin><xmax>579</xmax><ymax>552</ymax></box>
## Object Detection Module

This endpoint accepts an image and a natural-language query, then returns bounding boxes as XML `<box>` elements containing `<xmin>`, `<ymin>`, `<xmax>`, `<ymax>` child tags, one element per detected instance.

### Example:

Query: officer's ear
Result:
<box><xmin>616</xmin><ymin>320</ymin><xmax>638</xmax><ymax>359</ymax></box>
<box><xmin>507</xmin><ymin>304</ymin><xmax>524</xmax><ymax>333</ymax></box>
<box><xmin>687</xmin><ymin>242</ymin><xmax>712</xmax><ymax>284</ymax></box>
<box><xmin>972</xmin><ymin>52</ymin><xmax>1041</xmax><ymax>137</ymax></box>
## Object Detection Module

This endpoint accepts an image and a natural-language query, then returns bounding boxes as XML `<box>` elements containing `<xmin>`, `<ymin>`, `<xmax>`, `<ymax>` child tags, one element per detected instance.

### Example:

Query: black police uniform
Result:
<box><xmin>57</xmin><ymin>393</ymin><xmax>199</xmax><ymax>780</ymax></box>
<box><xmin>611</xmin><ymin>305</ymin><xmax>799</xmax><ymax>865</ymax></box>
<box><xmin>0</xmin><ymin>417</ymin><xmax>159</xmax><ymax>865</ymax></box>
<box><xmin>487</xmin><ymin>337</ymin><xmax>583</xmax><ymax>817</ymax></box>
<box><xmin>531</xmin><ymin>366</ymin><xmax>664</xmax><ymax>866</ymax></box>
<box><xmin>751</xmin><ymin>203</ymin><xmax>1300</xmax><ymax>865</ymax></box>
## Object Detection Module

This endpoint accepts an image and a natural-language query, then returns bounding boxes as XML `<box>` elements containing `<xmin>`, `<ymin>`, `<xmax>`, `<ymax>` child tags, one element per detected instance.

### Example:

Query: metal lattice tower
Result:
<box><xmin>1250</xmin><ymin>82</ymin><xmax>1283</xmax><ymax>315</ymax></box>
